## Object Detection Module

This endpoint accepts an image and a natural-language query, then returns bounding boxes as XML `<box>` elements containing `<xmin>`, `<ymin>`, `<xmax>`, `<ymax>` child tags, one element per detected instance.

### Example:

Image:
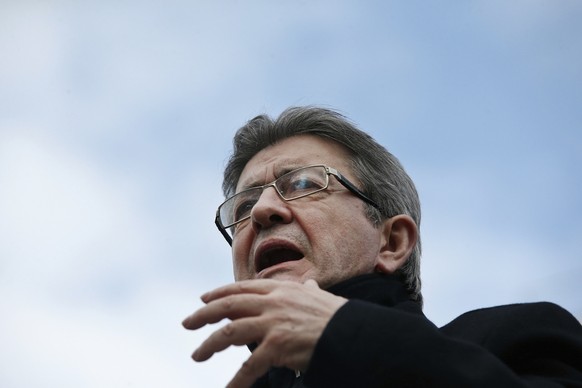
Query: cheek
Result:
<box><xmin>319</xmin><ymin>217</ymin><xmax>380</xmax><ymax>266</ymax></box>
<box><xmin>231</xmin><ymin>236</ymin><xmax>252</xmax><ymax>280</ymax></box>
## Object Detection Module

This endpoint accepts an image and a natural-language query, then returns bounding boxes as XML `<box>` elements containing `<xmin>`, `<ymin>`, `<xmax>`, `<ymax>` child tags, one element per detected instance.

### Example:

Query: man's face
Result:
<box><xmin>231</xmin><ymin>134</ymin><xmax>385</xmax><ymax>289</ymax></box>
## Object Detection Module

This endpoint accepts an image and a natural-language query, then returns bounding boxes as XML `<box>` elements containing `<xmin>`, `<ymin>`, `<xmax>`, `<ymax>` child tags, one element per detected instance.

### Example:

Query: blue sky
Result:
<box><xmin>1</xmin><ymin>1</ymin><xmax>581</xmax><ymax>387</ymax></box>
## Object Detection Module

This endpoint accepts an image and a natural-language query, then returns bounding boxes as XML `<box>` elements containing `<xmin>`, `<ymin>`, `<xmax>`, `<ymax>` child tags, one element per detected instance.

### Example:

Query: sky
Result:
<box><xmin>1</xmin><ymin>1</ymin><xmax>581</xmax><ymax>387</ymax></box>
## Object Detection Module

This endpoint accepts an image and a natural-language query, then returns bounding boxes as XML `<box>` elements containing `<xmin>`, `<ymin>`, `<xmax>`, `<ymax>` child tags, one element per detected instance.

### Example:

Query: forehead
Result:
<box><xmin>236</xmin><ymin>135</ymin><xmax>353</xmax><ymax>191</ymax></box>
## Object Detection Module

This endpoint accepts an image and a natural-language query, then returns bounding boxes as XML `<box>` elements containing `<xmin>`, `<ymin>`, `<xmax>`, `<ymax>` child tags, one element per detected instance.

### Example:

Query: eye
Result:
<box><xmin>234</xmin><ymin>199</ymin><xmax>257</xmax><ymax>221</ymax></box>
<box><xmin>278</xmin><ymin>168</ymin><xmax>327</xmax><ymax>197</ymax></box>
<box><xmin>289</xmin><ymin>176</ymin><xmax>320</xmax><ymax>191</ymax></box>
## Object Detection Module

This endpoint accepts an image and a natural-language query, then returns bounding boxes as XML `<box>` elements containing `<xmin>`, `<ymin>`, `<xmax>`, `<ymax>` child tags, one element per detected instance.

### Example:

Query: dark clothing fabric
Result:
<box><xmin>251</xmin><ymin>273</ymin><xmax>582</xmax><ymax>387</ymax></box>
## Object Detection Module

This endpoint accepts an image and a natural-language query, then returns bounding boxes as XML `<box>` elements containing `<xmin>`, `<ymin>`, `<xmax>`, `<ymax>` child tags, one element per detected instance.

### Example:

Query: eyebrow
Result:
<box><xmin>237</xmin><ymin>162</ymin><xmax>305</xmax><ymax>192</ymax></box>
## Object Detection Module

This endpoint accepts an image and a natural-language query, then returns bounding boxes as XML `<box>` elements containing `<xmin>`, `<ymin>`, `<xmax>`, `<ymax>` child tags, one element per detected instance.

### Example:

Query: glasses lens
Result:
<box><xmin>220</xmin><ymin>187</ymin><xmax>261</xmax><ymax>228</ymax></box>
<box><xmin>278</xmin><ymin>166</ymin><xmax>328</xmax><ymax>199</ymax></box>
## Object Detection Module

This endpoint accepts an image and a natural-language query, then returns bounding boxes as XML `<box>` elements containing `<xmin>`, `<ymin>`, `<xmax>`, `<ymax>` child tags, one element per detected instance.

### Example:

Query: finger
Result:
<box><xmin>200</xmin><ymin>279</ymin><xmax>283</xmax><ymax>303</ymax></box>
<box><xmin>303</xmin><ymin>278</ymin><xmax>319</xmax><ymax>289</ymax></box>
<box><xmin>192</xmin><ymin>317</ymin><xmax>263</xmax><ymax>362</ymax></box>
<box><xmin>182</xmin><ymin>293</ymin><xmax>264</xmax><ymax>329</ymax></box>
<box><xmin>226</xmin><ymin>343</ymin><xmax>273</xmax><ymax>388</ymax></box>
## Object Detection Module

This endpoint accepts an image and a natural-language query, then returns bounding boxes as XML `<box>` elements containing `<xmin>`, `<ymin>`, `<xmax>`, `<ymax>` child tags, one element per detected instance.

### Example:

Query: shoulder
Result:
<box><xmin>445</xmin><ymin>302</ymin><xmax>579</xmax><ymax>328</ymax></box>
<box><xmin>440</xmin><ymin>302</ymin><xmax>582</xmax><ymax>347</ymax></box>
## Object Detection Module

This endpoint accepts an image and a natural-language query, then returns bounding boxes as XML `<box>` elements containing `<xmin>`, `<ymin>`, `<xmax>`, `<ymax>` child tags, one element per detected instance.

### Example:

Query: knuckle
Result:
<box><xmin>263</xmin><ymin>328</ymin><xmax>288</xmax><ymax>347</ymax></box>
<box><xmin>235</xmin><ymin>282</ymin><xmax>246</xmax><ymax>293</ymax></box>
<box><xmin>240</xmin><ymin>358</ymin><xmax>258</xmax><ymax>375</ymax></box>
<box><xmin>237</xmin><ymin>281</ymin><xmax>257</xmax><ymax>294</ymax></box>
<box><xmin>221</xmin><ymin>296</ymin><xmax>234</xmax><ymax>310</ymax></box>
<box><xmin>265</xmin><ymin>292</ymin><xmax>288</xmax><ymax>308</ymax></box>
<box><xmin>222</xmin><ymin>322</ymin><xmax>235</xmax><ymax>337</ymax></box>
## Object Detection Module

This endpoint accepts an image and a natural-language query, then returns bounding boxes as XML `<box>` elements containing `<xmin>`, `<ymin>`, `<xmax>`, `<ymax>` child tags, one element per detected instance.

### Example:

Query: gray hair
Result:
<box><xmin>222</xmin><ymin>106</ymin><xmax>423</xmax><ymax>305</ymax></box>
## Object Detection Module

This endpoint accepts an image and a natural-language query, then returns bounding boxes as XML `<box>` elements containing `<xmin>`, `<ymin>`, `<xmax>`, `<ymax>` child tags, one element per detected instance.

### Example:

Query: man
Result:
<box><xmin>183</xmin><ymin>106</ymin><xmax>582</xmax><ymax>387</ymax></box>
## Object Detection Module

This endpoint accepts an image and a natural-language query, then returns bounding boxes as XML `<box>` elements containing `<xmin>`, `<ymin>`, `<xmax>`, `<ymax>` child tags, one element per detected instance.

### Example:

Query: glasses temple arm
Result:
<box><xmin>215</xmin><ymin>213</ymin><xmax>233</xmax><ymax>246</ymax></box>
<box><xmin>333</xmin><ymin>172</ymin><xmax>381</xmax><ymax>210</ymax></box>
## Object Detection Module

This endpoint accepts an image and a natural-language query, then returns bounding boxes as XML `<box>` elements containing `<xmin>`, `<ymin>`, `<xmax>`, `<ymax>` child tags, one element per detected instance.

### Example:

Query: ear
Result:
<box><xmin>375</xmin><ymin>214</ymin><xmax>418</xmax><ymax>274</ymax></box>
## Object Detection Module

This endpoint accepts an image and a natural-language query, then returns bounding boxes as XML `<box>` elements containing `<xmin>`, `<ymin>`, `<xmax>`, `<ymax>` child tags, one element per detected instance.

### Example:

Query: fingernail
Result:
<box><xmin>182</xmin><ymin>316</ymin><xmax>190</xmax><ymax>328</ymax></box>
<box><xmin>191</xmin><ymin>348</ymin><xmax>200</xmax><ymax>361</ymax></box>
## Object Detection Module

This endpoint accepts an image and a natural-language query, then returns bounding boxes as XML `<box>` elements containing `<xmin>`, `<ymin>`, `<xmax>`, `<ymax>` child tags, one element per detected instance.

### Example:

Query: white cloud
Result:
<box><xmin>0</xmin><ymin>3</ymin><xmax>63</xmax><ymax>87</ymax></box>
<box><xmin>0</xmin><ymin>128</ymin><xmax>249</xmax><ymax>386</ymax></box>
<box><xmin>0</xmin><ymin>280</ymin><xmax>250</xmax><ymax>388</ymax></box>
<box><xmin>0</xmin><ymin>127</ymin><xmax>157</xmax><ymax>292</ymax></box>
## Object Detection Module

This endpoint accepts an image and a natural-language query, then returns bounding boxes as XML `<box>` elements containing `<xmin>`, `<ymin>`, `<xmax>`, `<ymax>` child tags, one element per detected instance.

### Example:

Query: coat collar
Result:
<box><xmin>326</xmin><ymin>273</ymin><xmax>422</xmax><ymax>314</ymax></box>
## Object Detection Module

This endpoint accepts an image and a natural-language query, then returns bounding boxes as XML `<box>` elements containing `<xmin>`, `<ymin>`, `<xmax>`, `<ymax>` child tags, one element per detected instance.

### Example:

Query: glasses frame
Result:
<box><xmin>214</xmin><ymin>164</ymin><xmax>380</xmax><ymax>245</ymax></box>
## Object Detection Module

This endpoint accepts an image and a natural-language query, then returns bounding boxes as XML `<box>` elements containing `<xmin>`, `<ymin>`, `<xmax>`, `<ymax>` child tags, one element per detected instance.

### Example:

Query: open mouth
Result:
<box><xmin>256</xmin><ymin>247</ymin><xmax>304</xmax><ymax>273</ymax></box>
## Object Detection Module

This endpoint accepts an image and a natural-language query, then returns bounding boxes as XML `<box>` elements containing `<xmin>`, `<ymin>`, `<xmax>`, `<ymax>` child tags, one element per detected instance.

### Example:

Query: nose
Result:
<box><xmin>250</xmin><ymin>186</ymin><xmax>293</xmax><ymax>233</ymax></box>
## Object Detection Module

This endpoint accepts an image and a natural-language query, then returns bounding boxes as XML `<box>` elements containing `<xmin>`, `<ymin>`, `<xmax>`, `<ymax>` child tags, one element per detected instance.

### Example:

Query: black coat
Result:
<box><xmin>252</xmin><ymin>274</ymin><xmax>582</xmax><ymax>387</ymax></box>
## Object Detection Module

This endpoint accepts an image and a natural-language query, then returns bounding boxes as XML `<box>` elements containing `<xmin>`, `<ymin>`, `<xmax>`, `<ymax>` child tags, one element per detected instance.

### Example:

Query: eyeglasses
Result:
<box><xmin>215</xmin><ymin>164</ymin><xmax>380</xmax><ymax>245</ymax></box>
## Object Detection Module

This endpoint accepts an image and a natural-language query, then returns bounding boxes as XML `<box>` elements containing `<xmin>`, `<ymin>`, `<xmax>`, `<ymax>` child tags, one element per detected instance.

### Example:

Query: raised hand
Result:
<box><xmin>182</xmin><ymin>278</ymin><xmax>347</xmax><ymax>387</ymax></box>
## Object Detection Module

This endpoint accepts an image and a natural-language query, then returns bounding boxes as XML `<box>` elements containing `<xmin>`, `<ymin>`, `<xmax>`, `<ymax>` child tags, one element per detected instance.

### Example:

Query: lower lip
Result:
<box><xmin>257</xmin><ymin>258</ymin><xmax>304</xmax><ymax>279</ymax></box>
